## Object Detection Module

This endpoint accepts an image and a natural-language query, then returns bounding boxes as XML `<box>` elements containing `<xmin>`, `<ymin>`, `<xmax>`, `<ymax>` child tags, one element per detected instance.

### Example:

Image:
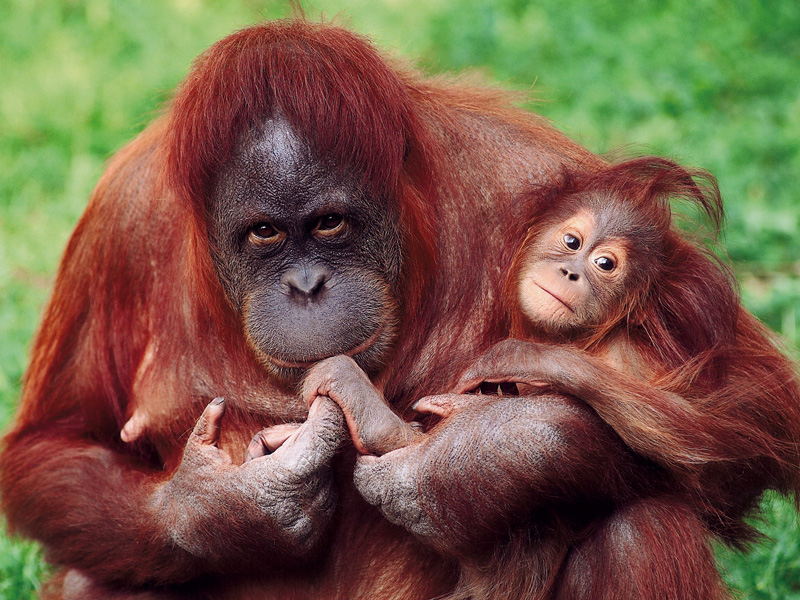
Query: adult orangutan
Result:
<box><xmin>1</xmin><ymin>18</ymin><xmax>796</xmax><ymax>600</ymax></box>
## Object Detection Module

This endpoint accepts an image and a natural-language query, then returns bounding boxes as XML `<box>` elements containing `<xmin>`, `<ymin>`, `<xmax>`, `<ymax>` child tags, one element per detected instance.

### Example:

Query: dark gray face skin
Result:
<box><xmin>209</xmin><ymin>118</ymin><xmax>404</xmax><ymax>380</ymax></box>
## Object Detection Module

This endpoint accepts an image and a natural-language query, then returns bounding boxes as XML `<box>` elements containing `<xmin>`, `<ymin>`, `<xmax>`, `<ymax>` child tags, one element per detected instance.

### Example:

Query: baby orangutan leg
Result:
<box><xmin>303</xmin><ymin>355</ymin><xmax>423</xmax><ymax>455</ymax></box>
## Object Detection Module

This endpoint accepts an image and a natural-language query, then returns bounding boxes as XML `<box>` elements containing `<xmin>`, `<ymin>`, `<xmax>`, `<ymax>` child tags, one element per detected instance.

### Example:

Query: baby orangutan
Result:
<box><xmin>424</xmin><ymin>157</ymin><xmax>766</xmax><ymax>484</ymax></box>
<box><xmin>302</xmin><ymin>157</ymin><xmax>753</xmax><ymax>481</ymax></box>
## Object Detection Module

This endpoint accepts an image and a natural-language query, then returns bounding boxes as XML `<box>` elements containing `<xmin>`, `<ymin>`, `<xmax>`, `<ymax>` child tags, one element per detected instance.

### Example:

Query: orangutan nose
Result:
<box><xmin>281</xmin><ymin>265</ymin><xmax>331</xmax><ymax>301</ymax></box>
<box><xmin>559</xmin><ymin>266</ymin><xmax>580</xmax><ymax>282</ymax></box>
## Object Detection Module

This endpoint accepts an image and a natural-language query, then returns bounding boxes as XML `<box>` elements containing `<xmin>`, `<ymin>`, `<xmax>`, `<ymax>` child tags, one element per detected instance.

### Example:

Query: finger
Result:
<box><xmin>301</xmin><ymin>366</ymin><xmax>326</xmax><ymax>407</ymax></box>
<box><xmin>244</xmin><ymin>424</ymin><xmax>301</xmax><ymax>462</ymax></box>
<box><xmin>244</xmin><ymin>431</ymin><xmax>268</xmax><ymax>463</ymax></box>
<box><xmin>191</xmin><ymin>397</ymin><xmax>226</xmax><ymax>446</ymax></box>
<box><xmin>414</xmin><ymin>394</ymin><xmax>490</xmax><ymax>417</ymax></box>
<box><xmin>517</xmin><ymin>381</ymin><xmax>549</xmax><ymax>396</ymax></box>
<box><xmin>301</xmin><ymin>355</ymin><xmax>360</xmax><ymax>407</ymax></box>
<box><xmin>274</xmin><ymin>396</ymin><xmax>345</xmax><ymax>476</ymax></box>
<box><xmin>352</xmin><ymin>453</ymin><xmax>389</xmax><ymax>507</ymax></box>
<box><xmin>352</xmin><ymin>448</ymin><xmax>433</xmax><ymax>537</ymax></box>
<box><xmin>262</xmin><ymin>423</ymin><xmax>302</xmax><ymax>451</ymax></box>
<box><xmin>301</xmin><ymin>355</ymin><xmax>342</xmax><ymax>406</ymax></box>
<box><xmin>456</xmin><ymin>372</ymin><xmax>549</xmax><ymax>395</ymax></box>
<box><xmin>453</xmin><ymin>371</ymin><xmax>486</xmax><ymax>394</ymax></box>
<box><xmin>412</xmin><ymin>395</ymin><xmax>457</xmax><ymax>417</ymax></box>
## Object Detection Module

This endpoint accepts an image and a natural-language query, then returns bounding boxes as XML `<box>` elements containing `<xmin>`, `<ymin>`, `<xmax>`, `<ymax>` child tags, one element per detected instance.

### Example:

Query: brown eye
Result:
<box><xmin>563</xmin><ymin>234</ymin><xmax>581</xmax><ymax>251</ymax></box>
<box><xmin>248</xmin><ymin>222</ymin><xmax>284</xmax><ymax>246</ymax></box>
<box><xmin>594</xmin><ymin>256</ymin><xmax>615</xmax><ymax>272</ymax></box>
<box><xmin>314</xmin><ymin>214</ymin><xmax>346</xmax><ymax>237</ymax></box>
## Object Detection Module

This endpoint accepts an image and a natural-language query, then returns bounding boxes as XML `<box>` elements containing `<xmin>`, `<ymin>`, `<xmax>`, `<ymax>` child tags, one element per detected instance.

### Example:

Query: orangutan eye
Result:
<box><xmin>248</xmin><ymin>222</ymin><xmax>285</xmax><ymax>246</ymax></box>
<box><xmin>313</xmin><ymin>214</ymin><xmax>347</xmax><ymax>237</ymax></box>
<box><xmin>594</xmin><ymin>256</ymin><xmax>615</xmax><ymax>272</ymax></box>
<box><xmin>563</xmin><ymin>234</ymin><xmax>581</xmax><ymax>251</ymax></box>
<box><xmin>253</xmin><ymin>223</ymin><xmax>277</xmax><ymax>238</ymax></box>
<box><xmin>318</xmin><ymin>214</ymin><xmax>343</xmax><ymax>230</ymax></box>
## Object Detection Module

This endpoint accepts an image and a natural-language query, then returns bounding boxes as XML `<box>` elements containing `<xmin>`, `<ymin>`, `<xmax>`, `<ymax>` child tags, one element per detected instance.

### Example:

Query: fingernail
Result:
<box><xmin>212</xmin><ymin>397</ymin><xmax>225</xmax><ymax>405</ymax></box>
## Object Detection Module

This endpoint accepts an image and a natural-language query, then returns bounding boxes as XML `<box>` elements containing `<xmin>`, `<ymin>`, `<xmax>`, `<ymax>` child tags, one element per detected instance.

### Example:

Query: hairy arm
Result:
<box><xmin>0</xmin><ymin>397</ymin><xmax>345</xmax><ymax>585</ymax></box>
<box><xmin>453</xmin><ymin>339</ymin><xmax>770</xmax><ymax>476</ymax></box>
<box><xmin>352</xmin><ymin>393</ymin><xmax>636</xmax><ymax>556</ymax></box>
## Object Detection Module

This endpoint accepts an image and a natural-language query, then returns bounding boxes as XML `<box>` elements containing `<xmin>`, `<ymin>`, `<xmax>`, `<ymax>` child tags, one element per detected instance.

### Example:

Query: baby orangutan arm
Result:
<box><xmin>453</xmin><ymin>339</ymin><xmax>771</xmax><ymax>478</ymax></box>
<box><xmin>303</xmin><ymin>355</ymin><xmax>424</xmax><ymax>455</ymax></box>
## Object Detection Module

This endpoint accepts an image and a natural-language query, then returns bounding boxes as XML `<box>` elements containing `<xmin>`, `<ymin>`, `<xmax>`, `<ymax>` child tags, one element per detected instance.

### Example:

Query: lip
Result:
<box><xmin>533</xmin><ymin>281</ymin><xmax>575</xmax><ymax>313</ymax></box>
<box><xmin>268</xmin><ymin>320</ymin><xmax>387</xmax><ymax>369</ymax></box>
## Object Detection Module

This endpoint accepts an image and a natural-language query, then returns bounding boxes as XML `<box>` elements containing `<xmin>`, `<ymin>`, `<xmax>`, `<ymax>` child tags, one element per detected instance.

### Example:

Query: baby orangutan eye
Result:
<box><xmin>594</xmin><ymin>256</ymin><xmax>615</xmax><ymax>271</ymax></box>
<box><xmin>563</xmin><ymin>234</ymin><xmax>581</xmax><ymax>251</ymax></box>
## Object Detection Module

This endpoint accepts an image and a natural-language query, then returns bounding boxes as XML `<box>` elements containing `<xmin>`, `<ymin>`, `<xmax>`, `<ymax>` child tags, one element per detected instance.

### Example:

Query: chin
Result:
<box><xmin>261</xmin><ymin>321</ymin><xmax>397</xmax><ymax>384</ymax></box>
<box><xmin>265</xmin><ymin>362</ymin><xmax>307</xmax><ymax>385</ymax></box>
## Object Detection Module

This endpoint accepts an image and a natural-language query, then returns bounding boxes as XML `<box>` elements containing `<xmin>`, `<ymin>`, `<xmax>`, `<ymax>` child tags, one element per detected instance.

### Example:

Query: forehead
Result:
<box><xmin>557</xmin><ymin>208</ymin><xmax>595</xmax><ymax>233</ymax></box>
<box><xmin>249</xmin><ymin>118</ymin><xmax>307</xmax><ymax>166</ymax></box>
<box><xmin>236</xmin><ymin>118</ymin><xmax>316</xmax><ymax>190</ymax></box>
<box><xmin>215</xmin><ymin>118</ymin><xmax>370</xmax><ymax>220</ymax></box>
<box><xmin>562</xmin><ymin>192</ymin><xmax>649</xmax><ymax>239</ymax></box>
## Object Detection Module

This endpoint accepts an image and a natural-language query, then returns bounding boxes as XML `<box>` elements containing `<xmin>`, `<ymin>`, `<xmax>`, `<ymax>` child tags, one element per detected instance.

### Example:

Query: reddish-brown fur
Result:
<box><xmin>410</xmin><ymin>158</ymin><xmax>800</xmax><ymax>598</ymax></box>
<box><xmin>417</xmin><ymin>160</ymin><xmax>800</xmax><ymax>599</ymax></box>
<box><xmin>1</xmin><ymin>19</ymin><xmax>795</xmax><ymax>600</ymax></box>
<box><xmin>493</xmin><ymin>159</ymin><xmax>800</xmax><ymax>540</ymax></box>
<box><xmin>507</xmin><ymin>157</ymin><xmax>732</xmax><ymax>368</ymax></box>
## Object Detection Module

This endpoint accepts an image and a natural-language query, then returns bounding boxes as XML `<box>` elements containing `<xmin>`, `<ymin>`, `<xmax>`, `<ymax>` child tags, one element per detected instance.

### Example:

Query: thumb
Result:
<box><xmin>190</xmin><ymin>397</ymin><xmax>226</xmax><ymax>446</ymax></box>
<box><xmin>273</xmin><ymin>396</ymin><xmax>346</xmax><ymax>476</ymax></box>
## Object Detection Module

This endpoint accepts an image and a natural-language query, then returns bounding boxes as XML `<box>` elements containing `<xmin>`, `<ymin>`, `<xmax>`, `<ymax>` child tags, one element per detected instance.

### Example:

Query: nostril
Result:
<box><xmin>281</xmin><ymin>265</ymin><xmax>331</xmax><ymax>299</ymax></box>
<box><xmin>560</xmin><ymin>266</ymin><xmax>580</xmax><ymax>282</ymax></box>
<box><xmin>308</xmin><ymin>271</ymin><xmax>328</xmax><ymax>296</ymax></box>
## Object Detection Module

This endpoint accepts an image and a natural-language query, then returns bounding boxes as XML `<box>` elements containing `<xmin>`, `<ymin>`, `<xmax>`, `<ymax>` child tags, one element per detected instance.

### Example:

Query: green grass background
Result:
<box><xmin>1</xmin><ymin>0</ymin><xmax>799</xmax><ymax>597</ymax></box>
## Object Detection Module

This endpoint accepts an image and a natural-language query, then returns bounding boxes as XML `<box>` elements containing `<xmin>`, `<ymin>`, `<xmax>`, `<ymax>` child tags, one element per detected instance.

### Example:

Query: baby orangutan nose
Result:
<box><xmin>559</xmin><ymin>266</ymin><xmax>580</xmax><ymax>281</ymax></box>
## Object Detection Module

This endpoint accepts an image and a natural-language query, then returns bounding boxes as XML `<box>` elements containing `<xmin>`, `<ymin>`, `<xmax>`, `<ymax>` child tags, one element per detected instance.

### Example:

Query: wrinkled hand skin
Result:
<box><xmin>151</xmin><ymin>396</ymin><xmax>346</xmax><ymax>565</ymax></box>
<box><xmin>353</xmin><ymin>393</ymin><xmax>631</xmax><ymax>556</ymax></box>
<box><xmin>303</xmin><ymin>355</ymin><xmax>424</xmax><ymax>455</ymax></box>
<box><xmin>450</xmin><ymin>338</ymin><xmax>725</xmax><ymax>477</ymax></box>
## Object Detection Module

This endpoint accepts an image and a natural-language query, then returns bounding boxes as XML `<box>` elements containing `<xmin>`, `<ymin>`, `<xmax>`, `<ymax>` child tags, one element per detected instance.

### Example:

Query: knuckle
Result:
<box><xmin>326</xmin><ymin>354</ymin><xmax>349</xmax><ymax>369</ymax></box>
<box><xmin>251</xmin><ymin>469</ymin><xmax>336</xmax><ymax>556</ymax></box>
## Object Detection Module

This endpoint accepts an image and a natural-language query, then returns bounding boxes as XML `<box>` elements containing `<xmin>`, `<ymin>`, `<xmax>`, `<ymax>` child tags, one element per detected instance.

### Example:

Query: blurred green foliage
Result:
<box><xmin>1</xmin><ymin>1</ymin><xmax>799</xmax><ymax>598</ymax></box>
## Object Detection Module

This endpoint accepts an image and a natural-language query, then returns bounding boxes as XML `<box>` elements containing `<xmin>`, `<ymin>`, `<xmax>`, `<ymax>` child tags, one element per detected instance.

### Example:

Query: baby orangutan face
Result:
<box><xmin>517</xmin><ymin>208</ymin><xmax>632</xmax><ymax>337</ymax></box>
